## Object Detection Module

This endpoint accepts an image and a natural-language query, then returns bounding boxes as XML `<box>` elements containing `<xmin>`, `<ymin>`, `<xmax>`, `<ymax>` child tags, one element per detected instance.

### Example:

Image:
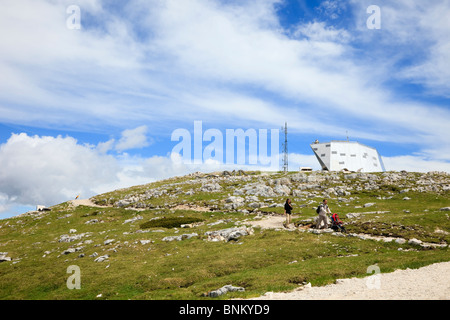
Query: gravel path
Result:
<box><xmin>251</xmin><ymin>261</ymin><xmax>450</xmax><ymax>300</ymax></box>
<box><xmin>69</xmin><ymin>199</ymin><xmax>109</xmax><ymax>208</ymax></box>
<box><xmin>245</xmin><ymin>214</ymin><xmax>298</xmax><ymax>230</ymax></box>
<box><xmin>245</xmin><ymin>215</ymin><xmax>449</xmax><ymax>300</ymax></box>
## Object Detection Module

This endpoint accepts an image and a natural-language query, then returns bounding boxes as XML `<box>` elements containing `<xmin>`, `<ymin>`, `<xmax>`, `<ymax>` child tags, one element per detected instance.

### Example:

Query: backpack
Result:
<box><xmin>316</xmin><ymin>205</ymin><xmax>321</xmax><ymax>214</ymax></box>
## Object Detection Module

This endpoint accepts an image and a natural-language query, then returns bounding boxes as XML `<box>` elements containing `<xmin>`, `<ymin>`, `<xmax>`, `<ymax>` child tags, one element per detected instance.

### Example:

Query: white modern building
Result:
<box><xmin>310</xmin><ymin>140</ymin><xmax>385</xmax><ymax>172</ymax></box>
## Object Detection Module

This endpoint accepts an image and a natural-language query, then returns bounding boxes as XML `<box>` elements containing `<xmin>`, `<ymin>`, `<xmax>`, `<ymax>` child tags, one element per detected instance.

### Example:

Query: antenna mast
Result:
<box><xmin>282</xmin><ymin>122</ymin><xmax>288</xmax><ymax>173</ymax></box>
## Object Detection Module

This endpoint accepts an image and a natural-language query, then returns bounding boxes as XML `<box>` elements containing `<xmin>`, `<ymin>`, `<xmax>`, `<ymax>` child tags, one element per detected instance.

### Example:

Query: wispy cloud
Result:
<box><xmin>1</xmin><ymin>0</ymin><xmax>448</xmax><ymax>145</ymax></box>
<box><xmin>0</xmin><ymin>131</ymin><xmax>273</xmax><ymax>214</ymax></box>
<box><xmin>316</xmin><ymin>0</ymin><xmax>348</xmax><ymax>20</ymax></box>
<box><xmin>115</xmin><ymin>125</ymin><xmax>151</xmax><ymax>152</ymax></box>
<box><xmin>382</xmin><ymin>155</ymin><xmax>450</xmax><ymax>173</ymax></box>
<box><xmin>0</xmin><ymin>133</ymin><xmax>119</xmax><ymax>207</ymax></box>
<box><xmin>350</xmin><ymin>0</ymin><xmax>450</xmax><ymax>97</ymax></box>
<box><xmin>0</xmin><ymin>0</ymin><xmax>449</xmax><ymax>216</ymax></box>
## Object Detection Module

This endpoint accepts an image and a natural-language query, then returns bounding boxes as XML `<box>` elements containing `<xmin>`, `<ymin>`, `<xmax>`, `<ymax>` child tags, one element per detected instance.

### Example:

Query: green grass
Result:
<box><xmin>1</xmin><ymin>171</ymin><xmax>449</xmax><ymax>300</ymax></box>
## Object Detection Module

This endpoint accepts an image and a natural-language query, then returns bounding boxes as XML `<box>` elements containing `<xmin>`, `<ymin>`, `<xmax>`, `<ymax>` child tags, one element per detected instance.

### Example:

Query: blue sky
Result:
<box><xmin>1</xmin><ymin>0</ymin><xmax>449</xmax><ymax>219</ymax></box>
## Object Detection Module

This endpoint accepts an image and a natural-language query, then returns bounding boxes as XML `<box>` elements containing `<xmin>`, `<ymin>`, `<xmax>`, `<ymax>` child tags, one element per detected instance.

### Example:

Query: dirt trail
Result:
<box><xmin>69</xmin><ymin>199</ymin><xmax>110</xmax><ymax>208</ymax></box>
<box><xmin>245</xmin><ymin>214</ymin><xmax>298</xmax><ymax>230</ymax></box>
<box><xmin>171</xmin><ymin>204</ymin><xmax>212</xmax><ymax>212</ymax></box>
<box><xmin>250</xmin><ymin>261</ymin><xmax>450</xmax><ymax>300</ymax></box>
<box><xmin>245</xmin><ymin>214</ymin><xmax>449</xmax><ymax>300</ymax></box>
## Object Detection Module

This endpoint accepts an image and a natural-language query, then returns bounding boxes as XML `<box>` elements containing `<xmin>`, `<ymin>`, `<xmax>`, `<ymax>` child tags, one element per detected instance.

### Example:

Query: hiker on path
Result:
<box><xmin>316</xmin><ymin>199</ymin><xmax>331</xmax><ymax>229</ymax></box>
<box><xmin>284</xmin><ymin>198</ymin><xmax>293</xmax><ymax>226</ymax></box>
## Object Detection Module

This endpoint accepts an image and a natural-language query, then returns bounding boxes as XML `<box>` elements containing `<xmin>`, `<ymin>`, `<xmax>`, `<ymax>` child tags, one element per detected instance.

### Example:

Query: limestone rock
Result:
<box><xmin>94</xmin><ymin>255</ymin><xmax>110</xmax><ymax>262</ymax></box>
<box><xmin>162</xmin><ymin>233</ymin><xmax>198</xmax><ymax>242</ymax></box>
<box><xmin>0</xmin><ymin>252</ymin><xmax>11</xmax><ymax>262</ymax></box>
<box><xmin>346</xmin><ymin>212</ymin><xmax>361</xmax><ymax>219</ymax></box>
<box><xmin>364</xmin><ymin>203</ymin><xmax>375</xmax><ymax>208</ymax></box>
<box><xmin>123</xmin><ymin>215</ymin><xmax>143</xmax><ymax>224</ymax></box>
<box><xmin>207</xmin><ymin>285</ymin><xmax>245</xmax><ymax>297</ymax></box>
<box><xmin>224</xmin><ymin>196</ymin><xmax>245</xmax><ymax>210</ymax></box>
<box><xmin>200</xmin><ymin>183</ymin><xmax>222</xmax><ymax>192</ymax></box>
<box><xmin>408</xmin><ymin>238</ymin><xmax>423</xmax><ymax>246</ymax></box>
<box><xmin>205</xmin><ymin>227</ymin><xmax>254</xmax><ymax>242</ymax></box>
<box><xmin>58</xmin><ymin>233</ymin><xmax>91</xmax><ymax>243</ymax></box>
<box><xmin>104</xmin><ymin>239</ymin><xmax>115</xmax><ymax>245</ymax></box>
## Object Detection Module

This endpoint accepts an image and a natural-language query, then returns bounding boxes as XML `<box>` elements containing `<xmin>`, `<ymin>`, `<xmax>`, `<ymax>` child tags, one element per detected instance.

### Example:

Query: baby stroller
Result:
<box><xmin>330</xmin><ymin>213</ymin><xmax>346</xmax><ymax>233</ymax></box>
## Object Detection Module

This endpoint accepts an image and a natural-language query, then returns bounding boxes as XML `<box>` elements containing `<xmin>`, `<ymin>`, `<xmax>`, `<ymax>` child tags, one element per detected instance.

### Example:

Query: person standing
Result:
<box><xmin>316</xmin><ymin>199</ymin><xmax>331</xmax><ymax>229</ymax></box>
<box><xmin>284</xmin><ymin>198</ymin><xmax>293</xmax><ymax>227</ymax></box>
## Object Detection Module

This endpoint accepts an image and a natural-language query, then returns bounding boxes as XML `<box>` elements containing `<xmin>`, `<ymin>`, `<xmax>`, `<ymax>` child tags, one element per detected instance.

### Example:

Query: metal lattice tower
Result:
<box><xmin>282</xmin><ymin>122</ymin><xmax>288</xmax><ymax>173</ymax></box>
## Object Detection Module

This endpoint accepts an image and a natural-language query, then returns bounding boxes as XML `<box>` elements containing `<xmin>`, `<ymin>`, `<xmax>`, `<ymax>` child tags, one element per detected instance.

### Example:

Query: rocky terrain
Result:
<box><xmin>0</xmin><ymin>170</ymin><xmax>449</xmax><ymax>300</ymax></box>
<box><xmin>92</xmin><ymin>170</ymin><xmax>450</xmax><ymax>212</ymax></box>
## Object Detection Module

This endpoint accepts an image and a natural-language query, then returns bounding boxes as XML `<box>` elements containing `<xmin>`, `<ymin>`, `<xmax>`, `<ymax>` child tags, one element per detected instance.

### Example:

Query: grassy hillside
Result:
<box><xmin>0</xmin><ymin>170</ymin><xmax>449</xmax><ymax>300</ymax></box>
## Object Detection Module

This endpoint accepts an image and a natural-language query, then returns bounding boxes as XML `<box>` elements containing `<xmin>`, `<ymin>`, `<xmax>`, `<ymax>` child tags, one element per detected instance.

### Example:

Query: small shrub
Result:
<box><xmin>140</xmin><ymin>217</ymin><xmax>204</xmax><ymax>229</ymax></box>
<box><xmin>82</xmin><ymin>211</ymin><xmax>100</xmax><ymax>217</ymax></box>
<box><xmin>380</xmin><ymin>184</ymin><xmax>401</xmax><ymax>192</ymax></box>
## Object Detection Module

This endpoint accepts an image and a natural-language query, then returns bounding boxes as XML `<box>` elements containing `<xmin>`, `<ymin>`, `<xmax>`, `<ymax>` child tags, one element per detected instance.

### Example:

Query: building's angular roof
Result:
<box><xmin>310</xmin><ymin>140</ymin><xmax>385</xmax><ymax>172</ymax></box>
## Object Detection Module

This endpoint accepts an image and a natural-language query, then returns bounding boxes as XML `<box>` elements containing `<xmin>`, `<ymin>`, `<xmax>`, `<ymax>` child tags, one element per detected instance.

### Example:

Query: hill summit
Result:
<box><xmin>0</xmin><ymin>170</ymin><xmax>449</xmax><ymax>300</ymax></box>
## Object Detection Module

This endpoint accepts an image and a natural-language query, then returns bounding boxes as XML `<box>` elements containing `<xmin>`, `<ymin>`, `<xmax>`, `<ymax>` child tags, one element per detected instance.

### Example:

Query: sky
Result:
<box><xmin>1</xmin><ymin>0</ymin><xmax>449</xmax><ymax>219</ymax></box>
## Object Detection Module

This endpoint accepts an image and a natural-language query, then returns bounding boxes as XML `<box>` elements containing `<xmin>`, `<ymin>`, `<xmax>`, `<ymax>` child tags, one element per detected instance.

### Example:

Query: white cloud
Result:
<box><xmin>401</xmin><ymin>4</ymin><xmax>450</xmax><ymax>95</ymax></box>
<box><xmin>0</xmin><ymin>133</ymin><xmax>120</xmax><ymax>207</ymax></box>
<box><xmin>0</xmin><ymin>0</ymin><xmax>151</xmax><ymax>129</ymax></box>
<box><xmin>316</xmin><ymin>0</ymin><xmax>347</xmax><ymax>20</ymax></box>
<box><xmin>401</xmin><ymin>35</ymin><xmax>450</xmax><ymax>97</ymax></box>
<box><xmin>382</xmin><ymin>155</ymin><xmax>450</xmax><ymax>173</ymax></box>
<box><xmin>0</xmin><ymin>194</ymin><xmax>10</xmax><ymax>216</ymax></box>
<box><xmin>289</xmin><ymin>153</ymin><xmax>322</xmax><ymax>171</ymax></box>
<box><xmin>1</xmin><ymin>0</ymin><xmax>448</xmax><ymax>141</ymax></box>
<box><xmin>351</xmin><ymin>0</ymin><xmax>450</xmax><ymax>96</ymax></box>
<box><xmin>0</xmin><ymin>131</ymin><xmax>156</xmax><ymax>215</ymax></box>
<box><xmin>293</xmin><ymin>21</ymin><xmax>351</xmax><ymax>44</ymax></box>
<box><xmin>96</xmin><ymin>139</ymin><xmax>116</xmax><ymax>154</ymax></box>
<box><xmin>137</xmin><ymin>0</ymin><xmax>449</xmax><ymax>140</ymax></box>
<box><xmin>0</xmin><ymin>131</ymin><xmax>276</xmax><ymax>215</ymax></box>
<box><xmin>115</xmin><ymin>125</ymin><xmax>151</xmax><ymax>152</ymax></box>
<box><xmin>0</xmin><ymin>0</ymin><xmax>449</xmax><ymax>202</ymax></box>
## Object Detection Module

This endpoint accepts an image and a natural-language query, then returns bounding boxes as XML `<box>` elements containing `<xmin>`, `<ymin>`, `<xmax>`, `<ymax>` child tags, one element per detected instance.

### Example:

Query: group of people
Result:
<box><xmin>284</xmin><ymin>198</ymin><xmax>341</xmax><ymax>230</ymax></box>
